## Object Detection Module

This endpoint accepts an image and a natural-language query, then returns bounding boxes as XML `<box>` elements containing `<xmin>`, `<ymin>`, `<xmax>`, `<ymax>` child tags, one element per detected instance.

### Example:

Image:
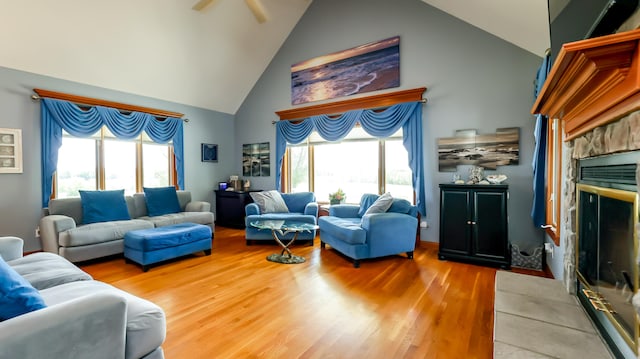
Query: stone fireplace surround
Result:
<box><xmin>561</xmin><ymin>110</ymin><xmax>640</xmax><ymax>294</ymax></box>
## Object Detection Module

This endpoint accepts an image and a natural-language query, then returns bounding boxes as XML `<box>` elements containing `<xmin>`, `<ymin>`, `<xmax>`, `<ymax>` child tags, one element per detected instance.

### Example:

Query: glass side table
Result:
<box><xmin>249</xmin><ymin>220</ymin><xmax>319</xmax><ymax>264</ymax></box>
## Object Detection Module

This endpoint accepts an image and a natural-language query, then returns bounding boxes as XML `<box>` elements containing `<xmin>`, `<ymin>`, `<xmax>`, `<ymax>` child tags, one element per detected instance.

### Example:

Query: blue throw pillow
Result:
<box><xmin>79</xmin><ymin>189</ymin><xmax>131</xmax><ymax>224</ymax></box>
<box><xmin>143</xmin><ymin>186</ymin><xmax>181</xmax><ymax>216</ymax></box>
<box><xmin>0</xmin><ymin>256</ymin><xmax>46</xmax><ymax>321</ymax></box>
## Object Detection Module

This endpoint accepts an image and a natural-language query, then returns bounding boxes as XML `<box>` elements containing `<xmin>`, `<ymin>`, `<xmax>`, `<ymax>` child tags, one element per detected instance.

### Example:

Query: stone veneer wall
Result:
<box><xmin>561</xmin><ymin>111</ymin><xmax>640</xmax><ymax>293</ymax></box>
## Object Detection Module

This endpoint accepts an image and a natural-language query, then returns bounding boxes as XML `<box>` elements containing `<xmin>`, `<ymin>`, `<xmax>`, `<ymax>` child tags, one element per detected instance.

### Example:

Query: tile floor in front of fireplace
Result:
<box><xmin>493</xmin><ymin>271</ymin><xmax>613</xmax><ymax>358</ymax></box>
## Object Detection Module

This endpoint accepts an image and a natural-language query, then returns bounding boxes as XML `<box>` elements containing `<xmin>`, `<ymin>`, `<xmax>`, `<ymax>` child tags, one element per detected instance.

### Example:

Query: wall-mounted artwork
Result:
<box><xmin>242</xmin><ymin>142</ymin><xmax>270</xmax><ymax>177</ymax></box>
<box><xmin>437</xmin><ymin>127</ymin><xmax>519</xmax><ymax>172</ymax></box>
<box><xmin>0</xmin><ymin>128</ymin><xmax>22</xmax><ymax>174</ymax></box>
<box><xmin>201</xmin><ymin>143</ymin><xmax>218</xmax><ymax>162</ymax></box>
<box><xmin>291</xmin><ymin>36</ymin><xmax>400</xmax><ymax>105</ymax></box>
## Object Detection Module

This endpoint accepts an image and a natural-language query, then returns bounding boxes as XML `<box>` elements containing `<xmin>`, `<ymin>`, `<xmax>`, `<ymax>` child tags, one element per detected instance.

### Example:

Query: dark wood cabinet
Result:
<box><xmin>438</xmin><ymin>184</ymin><xmax>510</xmax><ymax>268</ymax></box>
<box><xmin>214</xmin><ymin>190</ymin><xmax>259</xmax><ymax>228</ymax></box>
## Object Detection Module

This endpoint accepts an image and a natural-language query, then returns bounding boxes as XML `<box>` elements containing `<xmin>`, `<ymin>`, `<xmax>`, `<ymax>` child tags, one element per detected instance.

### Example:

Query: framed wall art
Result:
<box><xmin>437</xmin><ymin>127</ymin><xmax>520</xmax><ymax>171</ymax></box>
<box><xmin>291</xmin><ymin>36</ymin><xmax>400</xmax><ymax>105</ymax></box>
<box><xmin>0</xmin><ymin>128</ymin><xmax>22</xmax><ymax>174</ymax></box>
<box><xmin>242</xmin><ymin>142</ymin><xmax>270</xmax><ymax>177</ymax></box>
<box><xmin>201</xmin><ymin>143</ymin><xmax>218</xmax><ymax>162</ymax></box>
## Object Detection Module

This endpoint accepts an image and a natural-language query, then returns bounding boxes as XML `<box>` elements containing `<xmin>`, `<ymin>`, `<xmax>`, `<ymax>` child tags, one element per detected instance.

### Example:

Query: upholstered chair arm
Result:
<box><xmin>185</xmin><ymin>201</ymin><xmax>211</xmax><ymax>212</ymax></box>
<box><xmin>304</xmin><ymin>202</ymin><xmax>319</xmax><ymax>216</ymax></box>
<box><xmin>39</xmin><ymin>215</ymin><xmax>76</xmax><ymax>254</ymax></box>
<box><xmin>0</xmin><ymin>236</ymin><xmax>24</xmax><ymax>261</ymax></box>
<box><xmin>245</xmin><ymin>203</ymin><xmax>261</xmax><ymax>216</ymax></box>
<box><xmin>328</xmin><ymin>204</ymin><xmax>360</xmax><ymax>218</ymax></box>
<box><xmin>0</xmin><ymin>293</ymin><xmax>127</xmax><ymax>359</ymax></box>
<box><xmin>362</xmin><ymin>212</ymin><xmax>418</xmax><ymax>243</ymax></box>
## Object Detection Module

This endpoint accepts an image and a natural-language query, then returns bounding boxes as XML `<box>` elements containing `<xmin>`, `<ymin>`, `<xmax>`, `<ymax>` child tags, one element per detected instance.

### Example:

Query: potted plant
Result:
<box><xmin>329</xmin><ymin>188</ymin><xmax>346</xmax><ymax>205</ymax></box>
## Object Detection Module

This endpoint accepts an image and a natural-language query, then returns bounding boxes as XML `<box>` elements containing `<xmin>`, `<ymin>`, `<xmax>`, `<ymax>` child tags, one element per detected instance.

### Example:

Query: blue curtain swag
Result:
<box><xmin>40</xmin><ymin>98</ymin><xmax>184</xmax><ymax>207</ymax></box>
<box><xmin>275</xmin><ymin>101</ymin><xmax>426</xmax><ymax>216</ymax></box>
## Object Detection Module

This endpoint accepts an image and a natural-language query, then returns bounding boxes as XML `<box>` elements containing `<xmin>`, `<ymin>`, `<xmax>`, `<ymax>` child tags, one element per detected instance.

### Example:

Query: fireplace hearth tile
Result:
<box><xmin>495</xmin><ymin>271</ymin><xmax>575</xmax><ymax>305</ymax></box>
<box><xmin>494</xmin><ymin>312</ymin><xmax>612</xmax><ymax>359</ymax></box>
<box><xmin>493</xmin><ymin>342</ymin><xmax>553</xmax><ymax>358</ymax></box>
<box><xmin>495</xmin><ymin>290</ymin><xmax>594</xmax><ymax>331</ymax></box>
<box><xmin>495</xmin><ymin>271</ymin><xmax>613</xmax><ymax>359</ymax></box>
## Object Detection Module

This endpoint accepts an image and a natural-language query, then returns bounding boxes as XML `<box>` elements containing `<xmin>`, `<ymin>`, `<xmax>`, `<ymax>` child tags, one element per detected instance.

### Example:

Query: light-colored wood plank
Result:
<box><xmin>80</xmin><ymin>227</ymin><xmax>547</xmax><ymax>358</ymax></box>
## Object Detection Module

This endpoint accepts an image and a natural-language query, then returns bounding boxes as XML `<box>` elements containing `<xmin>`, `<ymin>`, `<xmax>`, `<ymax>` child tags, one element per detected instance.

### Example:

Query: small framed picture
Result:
<box><xmin>201</xmin><ymin>143</ymin><xmax>218</xmax><ymax>162</ymax></box>
<box><xmin>0</xmin><ymin>128</ymin><xmax>22</xmax><ymax>174</ymax></box>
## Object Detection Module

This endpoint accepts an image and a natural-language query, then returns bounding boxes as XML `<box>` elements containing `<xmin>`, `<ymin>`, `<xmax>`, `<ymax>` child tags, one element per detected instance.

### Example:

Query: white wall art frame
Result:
<box><xmin>0</xmin><ymin>128</ymin><xmax>23</xmax><ymax>173</ymax></box>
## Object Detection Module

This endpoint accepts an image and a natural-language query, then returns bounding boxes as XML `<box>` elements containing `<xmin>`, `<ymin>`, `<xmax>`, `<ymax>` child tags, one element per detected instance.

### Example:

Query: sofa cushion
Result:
<box><xmin>59</xmin><ymin>219</ymin><xmax>154</xmax><ymax>247</ymax></box>
<box><xmin>7</xmin><ymin>252</ymin><xmax>92</xmax><ymax>290</ymax></box>
<box><xmin>281</xmin><ymin>192</ymin><xmax>315</xmax><ymax>213</ymax></box>
<box><xmin>317</xmin><ymin>216</ymin><xmax>366</xmax><ymax>245</ymax></box>
<box><xmin>79</xmin><ymin>189</ymin><xmax>131</xmax><ymax>224</ymax></box>
<box><xmin>250</xmin><ymin>190</ymin><xmax>289</xmax><ymax>213</ymax></box>
<box><xmin>0</xmin><ymin>256</ymin><xmax>46</xmax><ymax>321</ymax></box>
<box><xmin>363</xmin><ymin>192</ymin><xmax>394</xmax><ymax>216</ymax></box>
<box><xmin>40</xmin><ymin>280</ymin><xmax>166</xmax><ymax>359</ymax></box>
<box><xmin>143</xmin><ymin>187</ymin><xmax>182</xmax><ymax>217</ymax></box>
<box><xmin>357</xmin><ymin>193</ymin><xmax>381</xmax><ymax>217</ymax></box>
<box><xmin>140</xmin><ymin>212</ymin><xmax>214</xmax><ymax>228</ymax></box>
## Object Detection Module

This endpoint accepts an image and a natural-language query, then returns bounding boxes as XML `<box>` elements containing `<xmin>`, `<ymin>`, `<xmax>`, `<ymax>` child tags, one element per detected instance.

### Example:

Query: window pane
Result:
<box><xmin>385</xmin><ymin>140</ymin><xmax>413</xmax><ymax>202</ymax></box>
<box><xmin>56</xmin><ymin>137</ymin><xmax>97</xmax><ymax>198</ymax></box>
<box><xmin>143</xmin><ymin>143</ymin><xmax>170</xmax><ymax>188</ymax></box>
<box><xmin>314</xmin><ymin>141</ymin><xmax>378</xmax><ymax>203</ymax></box>
<box><xmin>290</xmin><ymin>146</ymin><xmax>309</xmax><ymax>192</ymax></box>
<box><xmin>104</xmin><ymin>139</ymin><xmax>136</xmax><ymax>195</ymax></box>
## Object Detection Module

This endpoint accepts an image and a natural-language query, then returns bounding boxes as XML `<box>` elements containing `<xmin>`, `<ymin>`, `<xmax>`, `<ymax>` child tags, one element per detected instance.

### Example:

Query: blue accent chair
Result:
<box><xmin>318</xmin><ymin>194</ymin><xmax>418</xmax><ymax>268</ymax></box>
<box><xmin>245</xmin><ymin>192</ymin><xmax>318</xmax><ymax>245</ymax></box>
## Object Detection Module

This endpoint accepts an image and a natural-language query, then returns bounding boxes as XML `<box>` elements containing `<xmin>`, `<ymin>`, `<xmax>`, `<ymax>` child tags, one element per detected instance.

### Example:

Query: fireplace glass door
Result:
<box><xmin>576</xmin><ymin>184</ymin><xmax>639</xmax><ymax>351</ymax></box>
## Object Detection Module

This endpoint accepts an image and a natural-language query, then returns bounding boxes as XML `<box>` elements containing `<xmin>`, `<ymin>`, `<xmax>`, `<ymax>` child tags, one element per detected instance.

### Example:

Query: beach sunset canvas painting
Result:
<box><xmin>291</xmin><ymin>36</ymin><xmax>400</xmax><ymax>105</ymax></box>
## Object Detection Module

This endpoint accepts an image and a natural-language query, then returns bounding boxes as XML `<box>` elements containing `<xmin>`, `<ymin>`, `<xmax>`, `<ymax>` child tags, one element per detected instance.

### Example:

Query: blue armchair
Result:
<box><xmin>318</xmin><ymin>194</ymin><xmax>418</xmax><ymax>267</ymax></box>
<box><xmin>245</xmin><ymin>192</ymin><xmax>318</xmax><ymax>245</ymax></box>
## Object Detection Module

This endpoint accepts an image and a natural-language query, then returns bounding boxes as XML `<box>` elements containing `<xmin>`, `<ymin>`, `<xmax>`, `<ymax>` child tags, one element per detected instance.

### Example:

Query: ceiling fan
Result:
<box><xmin>192</xmin><ymin>0</ymin><xmax>268</xmax><ymax>23</ymax></box>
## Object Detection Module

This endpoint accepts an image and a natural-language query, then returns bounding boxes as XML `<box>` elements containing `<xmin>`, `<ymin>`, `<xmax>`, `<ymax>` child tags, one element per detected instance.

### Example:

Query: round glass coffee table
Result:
<box><xmin>249</xmin><ymin>220</ymin><xmax>319</xmax><ymax>264</ymax></box>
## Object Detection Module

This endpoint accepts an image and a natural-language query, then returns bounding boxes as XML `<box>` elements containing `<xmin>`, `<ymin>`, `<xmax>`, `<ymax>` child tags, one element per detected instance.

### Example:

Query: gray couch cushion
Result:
<box><xmin>40</xmin><ymin>280</ymin><xmax>166</xmax><ymax>359</ymax></box>
<box><xmin>7</xmin><ymin>252</ymin><xmax>92</xmax><ymax>290</ymax></box>
<box><xmin>139</xmin><ymin>212</ymin><xmax>214</xmax><ymax>228</ymax></box>
<box><xmin>59</xmin><ymin>220</ymin><xmax>154</xmax><ymax>247</ymax></box>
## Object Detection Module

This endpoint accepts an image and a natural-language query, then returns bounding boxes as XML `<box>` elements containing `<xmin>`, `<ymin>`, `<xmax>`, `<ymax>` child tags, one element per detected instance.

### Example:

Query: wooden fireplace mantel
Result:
<box><xmin>532</xmin><ymin>28</ymin><xmax>640</xmax><ymax>140</ymax></box>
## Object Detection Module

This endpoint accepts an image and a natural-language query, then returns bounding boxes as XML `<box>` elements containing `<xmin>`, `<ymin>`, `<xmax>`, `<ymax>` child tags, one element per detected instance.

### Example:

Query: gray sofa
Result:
<box><xmin>0</xmin><ymin>236</ymin><xmax>166</xmax><ymax>359</ymax></box>
<box><xmin>39</xmin><ymin>190</ymin><xmax>214</xmax><ymax>262</ymax></box>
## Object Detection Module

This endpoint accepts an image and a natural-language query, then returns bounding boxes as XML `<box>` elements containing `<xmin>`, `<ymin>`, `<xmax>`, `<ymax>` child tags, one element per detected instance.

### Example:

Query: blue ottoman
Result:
<box><xmin>124</xmin><ymin>222</ymin><xmax>212</xmax><ymax>271</ymax></box>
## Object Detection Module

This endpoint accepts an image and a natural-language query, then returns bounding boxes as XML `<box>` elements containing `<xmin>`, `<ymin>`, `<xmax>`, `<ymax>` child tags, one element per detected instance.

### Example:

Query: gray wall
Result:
<box><xmin>235</xmin><ymin>0</ymin><xmax>546</xmax><ymax>250</ymax></box>
<box><xmin>0</xmin><ymin>66</ymin><xmax>236</xmax><ymax>252</ymax></box>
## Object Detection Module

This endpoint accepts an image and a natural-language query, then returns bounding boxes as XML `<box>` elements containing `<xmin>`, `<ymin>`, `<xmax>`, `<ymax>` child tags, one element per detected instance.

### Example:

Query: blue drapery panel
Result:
<box><xmin>40</xmin><ymin>98</ymin><xmax>184</xmax><ymax>207</ymax></box>
<box><xmin>531</xmin><ymin>54</ymin><xmax>551</xmax><ymax>227</ymax></box>
<box><xmin>275</xmin><ymin>101</ymin><xmax>426</xmax><ymax>216</ymax></box>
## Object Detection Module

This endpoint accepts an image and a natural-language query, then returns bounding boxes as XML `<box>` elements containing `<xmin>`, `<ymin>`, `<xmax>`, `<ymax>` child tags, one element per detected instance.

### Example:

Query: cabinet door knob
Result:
<box><xmin>467</xmin><ymin>220</ymin><xmax>472</xmax><ymax>224</ymax></box>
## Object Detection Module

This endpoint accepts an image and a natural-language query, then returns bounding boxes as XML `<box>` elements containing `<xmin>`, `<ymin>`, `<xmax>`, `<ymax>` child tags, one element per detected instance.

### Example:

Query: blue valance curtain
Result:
<box><xmin>531</xmin><ymin>53</ymin><xmax>551</xmax><ymax>227</ymax></box>
<box><xmin>275</xmin><ymin>101</ymin><xmax>426</xmax><ymax>216</ymax></box>
<box><xmin>40</xmin><ymin>98</ymin><xmax>184</xmax><ymax>207</ymax></box>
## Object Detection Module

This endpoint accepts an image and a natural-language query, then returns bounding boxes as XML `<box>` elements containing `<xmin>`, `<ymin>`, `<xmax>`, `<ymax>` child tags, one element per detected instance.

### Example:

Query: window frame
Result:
<box><xmin>52</xmin><ymin>127</ymin><xmax>176</xmax><ymax>199</ymax></box>
<box><xmin>283</xmin><ymin>132</ymin><xmax>413</xmax><ymax>204</ymax></box>
<box><xmin>545</xmin><ymin>118</ymin><xmax>562</xmax><ymax>245</ymax></box>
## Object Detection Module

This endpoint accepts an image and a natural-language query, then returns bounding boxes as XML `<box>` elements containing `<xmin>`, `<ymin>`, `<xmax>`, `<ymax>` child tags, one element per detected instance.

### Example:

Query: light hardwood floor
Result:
<box><xmin>79</xmin><ymin>227</ymin><xmax>537</xmax><ymax>359</ymax></box>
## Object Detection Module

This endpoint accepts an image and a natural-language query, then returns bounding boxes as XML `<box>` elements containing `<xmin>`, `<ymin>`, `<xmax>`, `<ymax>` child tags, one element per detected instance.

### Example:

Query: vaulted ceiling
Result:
<box><xmin>0</xmin><ymin>0</ymin><xmax>549</xmax><ymax>115</ymax></box>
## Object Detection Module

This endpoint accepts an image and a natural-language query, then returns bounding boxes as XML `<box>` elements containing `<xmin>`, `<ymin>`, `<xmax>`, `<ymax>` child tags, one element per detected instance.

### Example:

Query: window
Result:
<box><xmin>286</xmin><ymin>127</ymin><xmax>413</xmax><ymax>204</ymax></box>
<box><xmin>545</xmin><ymin>118</ymin><xmax>562</xmax><ymax>244</ymax></box>
<box><xmin>55</xmin><ymin>128</ymin><xmax>174</xmax><ymax>198</ymax></box>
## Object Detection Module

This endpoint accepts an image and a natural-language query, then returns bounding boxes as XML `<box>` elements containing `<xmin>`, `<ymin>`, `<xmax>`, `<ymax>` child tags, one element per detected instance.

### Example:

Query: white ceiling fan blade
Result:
<box><xmin>245</xmin><ymin>0</ymin><xmax>268</xmax><ymax>23</ymax></box>
<box><xmin>192</xmin><ymin>0</ymin><xmax>218</xmax><ymax>11</ymax></box>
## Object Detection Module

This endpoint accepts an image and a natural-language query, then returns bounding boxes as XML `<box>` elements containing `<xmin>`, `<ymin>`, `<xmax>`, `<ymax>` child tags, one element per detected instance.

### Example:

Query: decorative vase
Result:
<box><xmin>330</xmin><ymin>199</ymin><xmax>344</xmax><ymax>205</ymax></box>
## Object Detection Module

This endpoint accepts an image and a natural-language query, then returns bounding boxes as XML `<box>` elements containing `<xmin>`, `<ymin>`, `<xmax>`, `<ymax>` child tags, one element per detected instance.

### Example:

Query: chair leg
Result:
<box><xmin>407</xmin><ymin>251</ymin><xmax>414</xmax><ymax>259</ymax></box>
<box><xmin>204</xmin><ymin>249</ymin><xmax>211</xmax><ymax>256</ymax></box>
<box><xmin>320</xmin><ymin>241</ymin><xmax>326</xmax><ymax>249</ymax></box>
<box><xmin>353</xmin><ymin>259</ymin><xmax>360</xmax><ymax>268</ymax></box>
